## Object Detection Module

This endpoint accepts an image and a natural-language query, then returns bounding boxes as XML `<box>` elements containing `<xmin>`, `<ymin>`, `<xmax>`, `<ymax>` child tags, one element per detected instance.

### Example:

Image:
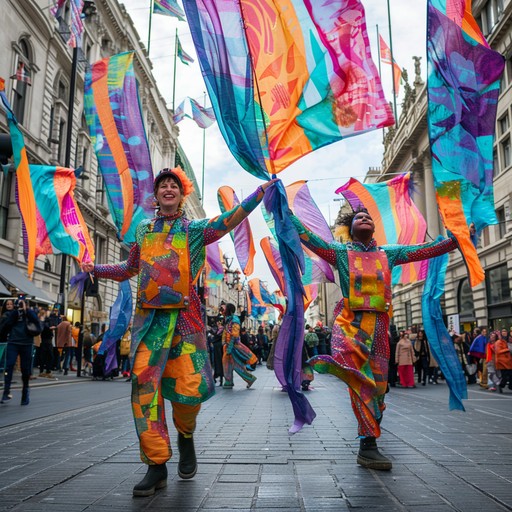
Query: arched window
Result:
<box><xmin>12</xmin><ymin>38</ymin><xmax>33</xmax><ymax>124</ymax></box>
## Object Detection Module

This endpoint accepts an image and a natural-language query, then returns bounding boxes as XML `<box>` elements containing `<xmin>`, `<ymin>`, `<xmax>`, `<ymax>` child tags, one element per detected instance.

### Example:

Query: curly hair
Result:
<box><xmin>338</xmin><ymin>207</ymin><xmax>370</xmax><ymax>227</ymax></box>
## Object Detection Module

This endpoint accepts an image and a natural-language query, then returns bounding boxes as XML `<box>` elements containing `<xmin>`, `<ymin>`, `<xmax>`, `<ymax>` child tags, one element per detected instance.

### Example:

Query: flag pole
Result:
<box><xmin>201</xmin><ymin>91</ymin><xmax>206</xmax><ymax>206</ymax></box>
<box><xmin>172</xmin><ymin>28</ymin><xmax>178</xmax><ymax>112</ymax></box>
<box><xmin>387</xmin><ymin>0</ymin><xmax>398</xmax><ymax>128</ymax></box>
<box><xmin>376</xmin><ymin>24</ymin><xmax>385</xmax><ymax>143</ymax></box>
<box><xmin>147</xmin><ymin>0</ymin><xmax>154</xmax><ymax>54</ymax></box>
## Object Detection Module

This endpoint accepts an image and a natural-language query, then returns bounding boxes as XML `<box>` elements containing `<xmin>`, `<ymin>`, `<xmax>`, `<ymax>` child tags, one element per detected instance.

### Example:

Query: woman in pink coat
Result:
<box><xmin>395</xmin><ymin>332</ymin><xmax>416</xmax><ymax>388</ymax></box>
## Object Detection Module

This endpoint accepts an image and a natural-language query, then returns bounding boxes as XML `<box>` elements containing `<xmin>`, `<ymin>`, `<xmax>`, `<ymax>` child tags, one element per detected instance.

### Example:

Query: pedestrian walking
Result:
<box><xmin>396</xmin><ymin>332</ymin><xmax>416</xmax><ymax>388</ymax></box>
<box><xmin>82</xmin><ymin>167</ymin><xmax>275</xmax><ymax>496</ymax></box>
<box><xmin>486</xmin><ymin>331</ymin><xmax>501</xmax><ymax>392</ymax></box>
<box><xmin>0</xmin><ymin>299</ymin><xmax>41</xmax><ymax>405</ymax></box>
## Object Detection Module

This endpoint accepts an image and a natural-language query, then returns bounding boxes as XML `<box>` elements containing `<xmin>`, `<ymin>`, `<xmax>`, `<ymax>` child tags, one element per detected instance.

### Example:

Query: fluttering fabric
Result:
<box><xmin>379</xmin><ymin>35</ymin><xmax>402</xmax><ymax>95</ymax></box>
<box><xmin>421</xmin><ymin>242</ymin><xmax>467</xmax><ymax>411</ymax></box>
<box><xmin>427</xmin><ymin>0</ymin><xmax>505</xmax><ymax>286</ymax></box>
<box><xmin>0</xmin><ymin>82</ymin><xmax>94</xmax><ymax>275</ymax></box>
<box><xmin>336</xmin><ymin>173</ymin><xmax>427</xmax><ymax>285</ymax></box>
<box><xmin>153</xmin><ymin>0</ymin><xmax>186</xmax><ymax>20</ymax></box>
<box><xmin>177</xmin><ymin>35</ymin><xmax>195</xmax><ymax>64</ymax></box>
<box><xmin>182</xmin><ymin>0</ymin><xmax>392</xmax><ymax>432</ymax></box>
<box><xmin>51</xmin><ymin>0</ymin><xmax>84</xmax><ymax>48</ymax></box>
<box><xmin>182</xmin><ymin>0</ymin><xmax>394</xmax><ymax>179</ymax></box>
<box><xmin>218</xmin><ymin>186</ymin><xmax>255</xmax><ymax>276</ymax></box>
<box><xmin>84</xmin><ymin>51</ymin><xmax>154</xmax><ymax>244</ymax></box>
<box><xmin>172</xmin><ymin>97</ymin><xmax>216</xmax><ymax>128</ymax></box>
<box><xmin>98</xmin><ymin>280</ymin><xmax>133</xmax><ymax>374</ymax></box>
<box><xmin>205</xmin><ymin>241</ymin><xmax>224</xmax><ymax>288</ymax></box>
<box><xmin>10</xmin><ymin>62</ymin><xmax>32</xmax><ymax>86</ymax></box>
<box><xmin>248</xmin><ymin>278</ymin><xmax>274</xmax><ymax>319</ymax></box>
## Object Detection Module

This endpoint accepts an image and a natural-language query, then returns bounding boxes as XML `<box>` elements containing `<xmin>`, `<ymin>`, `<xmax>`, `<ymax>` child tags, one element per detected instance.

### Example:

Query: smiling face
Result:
<box><xmin>155</xmin><ymin>177</ymin><xmax>183</xmax><ymax>214</ymax></box>
<box><xmin>351</xmin><ymin>211</ymin><xmax>375</xmax><ymax>242</ymax></box>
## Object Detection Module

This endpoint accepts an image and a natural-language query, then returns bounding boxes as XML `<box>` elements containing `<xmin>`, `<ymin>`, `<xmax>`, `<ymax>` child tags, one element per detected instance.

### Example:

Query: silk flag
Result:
<box><xmin>51</xmin><ymin>0</ymin><xmax>85</xmax><ymax>48</ymax></box>
<box><xmin>10</xmin><ymin>62</ymin><xmax>32</xmax><ymax>86</ymax></box>
<box><xmin>173</xmin><ymin>97</ymin><xmax>216</xmax><ymax>128</ymax></box>
<box><xmin>427</xmin><ymin>0</ymin><xmax>505</xmax><ymax>286</ymax></box>
<box><xmin>248</xmin><ymin>278</ymin><xmax>274</xmax><ymax>318</ymax></box>
<box><xmin>84</xmin><ymin>51</ymin><xmax>154</xmax><ymax>244</ymax></box>
<box><xmin>336</xmin><ymin>173</ymin><xmax>428</xmax><ymax>285</ymax></box>
<box><xmin>379</xmin><ymin>35</ymin><xmax>401</xmax><ymax>94</ymax></box>
<box><xmin>422</xmin><ymin>244</ymin><xmax>467</xmax><ymax>411</ymax></box>
<box><xmin>182</xmin><ymin>0</ymin><xmax>394</xmax><ymax>179</ymax></box>
<box><xmin>153</xmin><ymin>0</ymin><xmax>186</xmax><ymax>21</ymax></box>
<box><xmin>205</xmin><ymin>241</ymin><xmax>224</xmax><ymax>288</ymax></box>
<box><xmin>0</xmin><ymin>81</ymin><xmax>94</xmax><ymax>275</ymax></box>
<box><xmin>218</xmin><ymin>186</ymin><xmax>256</xmax><ymax>276</ymax></box>
<box><xmin>177</xmin><ymin>36</ymin><xmax>195</xmax><ymax>64</ymax></box>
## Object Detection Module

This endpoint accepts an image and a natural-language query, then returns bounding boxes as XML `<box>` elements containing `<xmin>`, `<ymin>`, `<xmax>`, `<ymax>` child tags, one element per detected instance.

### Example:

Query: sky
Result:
<box><xmin>121</xmin><ymin>0</ymin><xmax>428</xmax><ymax>291</ymax></box>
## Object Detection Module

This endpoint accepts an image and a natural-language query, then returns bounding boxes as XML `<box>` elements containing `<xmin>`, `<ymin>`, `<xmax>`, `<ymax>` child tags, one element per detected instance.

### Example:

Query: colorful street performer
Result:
<box><xmin>291</xmin><ymin>208</ymin><xmax>458</xmax><ymax>470</ymax></box>
<box><xmin>82</xmin><ymin>167</ymin><xmax>275</xmax><ymax>496</ymax></box>
<box><xmin>221</xmin><ymin>303</ymin><xmax>257</xmax><ymax>389</ymax></box>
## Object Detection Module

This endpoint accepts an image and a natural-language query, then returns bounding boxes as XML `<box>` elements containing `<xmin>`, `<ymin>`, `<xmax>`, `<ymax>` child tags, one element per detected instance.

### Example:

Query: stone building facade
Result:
<box><xmin>0</xmin><ymin>0</ymin><xmax>204</xmax><ymax>332</ymax></box>
<box><xmin>380</xmin><ymin>0</ymin><xmax>512</xmax><ymax>333</ymax></box>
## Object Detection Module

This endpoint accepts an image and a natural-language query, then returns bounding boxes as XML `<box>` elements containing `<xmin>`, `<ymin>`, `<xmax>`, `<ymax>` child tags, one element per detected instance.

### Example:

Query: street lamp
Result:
<box><xmin>223</xmin><ymin>255</ymin><xmax>241</xmax><ymax>290</ymax></box>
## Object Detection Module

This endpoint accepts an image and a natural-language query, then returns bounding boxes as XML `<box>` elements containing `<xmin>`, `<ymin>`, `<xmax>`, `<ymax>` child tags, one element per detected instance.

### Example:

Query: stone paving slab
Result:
<box><xmin>2</xmin><ymin>367</ymin><xmax>512</xmax><ymax>510</ymax></box>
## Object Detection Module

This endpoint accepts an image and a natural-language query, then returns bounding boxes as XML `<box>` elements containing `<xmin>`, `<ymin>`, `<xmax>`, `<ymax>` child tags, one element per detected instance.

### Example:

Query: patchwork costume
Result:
<box><xmin>291</xmin><ymin>215</ymin><xmax>456</xmax><ymax>439</ymax></box>
<box><xmin>94</xmin><ymin>187</ymin><xmax>266</xmax><ymax>464</ymax></box>
<box><xmin>222</xmin><ymin>314</ymin><xmax>258</xmax><ymax>388</ymax></box>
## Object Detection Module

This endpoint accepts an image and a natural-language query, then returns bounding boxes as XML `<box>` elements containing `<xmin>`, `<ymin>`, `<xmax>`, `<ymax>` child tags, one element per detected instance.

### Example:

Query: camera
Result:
<box><xmin>16</xmin><ymin>294</ymin><xmax>27</xmax><ymax>310</ymax></box>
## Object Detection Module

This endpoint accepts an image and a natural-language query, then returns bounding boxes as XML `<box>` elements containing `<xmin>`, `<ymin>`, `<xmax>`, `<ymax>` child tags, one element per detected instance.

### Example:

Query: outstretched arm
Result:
<box><xmin>290</xmin><ymin>214</ymin><xmax>337</xmax><ymax>266</ymax></box>
<box><xmin>203</xmin><ymin>179</ymin><xmax>277</xmax><ymax>244</ymax></box>
<box><xmin>385</xmin><ymin>237</ymin><xmax>457</xmax><ymax>266</ymax></box>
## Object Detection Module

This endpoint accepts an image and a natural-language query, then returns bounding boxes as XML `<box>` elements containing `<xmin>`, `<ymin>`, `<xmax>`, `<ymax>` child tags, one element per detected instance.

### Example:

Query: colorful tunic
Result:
<box><xmin>94</xmin><ymin>187</ymin><xmax>265</xmax><ymax>464</ymax></box>
<box><xmin>222</xmin><ymin>314</ymin><xmax>257</xmax><ymax>388</ymax></box>
<box><xmin>291</xmin><ymin>215</ymin><xmax>456</xmax><ymax>438</ymax></box>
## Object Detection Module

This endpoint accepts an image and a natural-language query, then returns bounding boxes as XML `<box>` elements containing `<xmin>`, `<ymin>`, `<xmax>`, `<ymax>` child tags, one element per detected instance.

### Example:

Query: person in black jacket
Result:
<box><xmin>0</xmin><ymin>299</ymin><xmax>40</xmax><ymax>405</ymax></box>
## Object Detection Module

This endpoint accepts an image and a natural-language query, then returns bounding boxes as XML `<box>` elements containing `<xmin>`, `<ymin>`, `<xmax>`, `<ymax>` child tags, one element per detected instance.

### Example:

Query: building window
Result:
<box><xmin>12</xmin><ymin>39</ymin><xmax>32</xmax><ymax>125</ymax></box>
<box><xmin>482</xmin><ymin>225</ymin><xmax>490</xmax><ymax>246</ymax></box>
<box><xmin>457</xmin><ymin>278</ymin><xmax>474</xmax><ymax>320</ymax></box>
<box><xmin>500</xmin><ymin>136</ymin><xmax>511</xmax><ymax>169</ymax></box>
<box><xmin>493</xmin><ymin>148</ymin><xmax>499</xmax><ymax>178</ymax></box>
<box><xmin>485</xmin><ymin>0</ymin><xmax>497</xmax><ymax>34</ymax></box>
<box><xmin>496</xmin><ymin>206</ymin><xmax>506</xmax><ymax>239</ymax></box>
<box><xmin>95</xmin><ymin>235</ymin><xmax>106</xmax><ymax>264</ymax></box>
<box><xmin>499</xmin><ymin>114</ymin><xmax>509</xmax><ymax>135</ymax></box>
<box><xmin>486</xmin><ymin>264</ymin><xmax>511</xmax><ymax>305</ymax></box>
<box><xmin>0</xmin><ymin>170</ymin><xmax>13</xmax><ymax>239</ymax></box>
<box><xmin>404</xmin><ymin>301</ymin><xmax>412</xmax><ymax>329</ymax></box>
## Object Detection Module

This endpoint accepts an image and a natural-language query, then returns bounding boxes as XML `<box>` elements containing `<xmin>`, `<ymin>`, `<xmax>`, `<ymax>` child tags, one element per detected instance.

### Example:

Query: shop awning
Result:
<box><xmin>0</xmin><ymin>260</ymin><xmax>52</xmax><ymax>303</ymax></box>
<box><xmin>0</xmin><ymin>279</ymin><xmax>10</xmax><ymax>296</ymax></box>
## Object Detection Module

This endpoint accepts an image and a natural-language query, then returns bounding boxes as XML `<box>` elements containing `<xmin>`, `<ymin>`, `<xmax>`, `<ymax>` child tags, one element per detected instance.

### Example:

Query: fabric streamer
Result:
<box><xmin>336</xmin><ymin>173</ymin><xmax>427</xmax><ymax>285</ymax></box>
<box><xmin>218</xmin><ymin>186</ymin><xmax>256</xmax><ymax>276</ymax></box>
<box><xmin>205</xmin><ymin>241</ymin><xmax>224</xmax><ymax>288</ymax></box>
<box><xmin>421</xmin><ymin>241</ymin><xmax>467</xmax><ymax>411</ymax></box>
<box><xmin>84</xmin><ymin>51</ymin><xmax>154</xmax><ymax>244</ymax></box>
<box><xmin>98</xmin><ymin>280</ymin><xmax>133</xmax><ymax>374</ymax></box>
<box><xmin>0</xmin><ymin>80</ymin><xmax>94</xmax><ymax>275</ymax></box>
<box><xmin>182</xmin><ymin>0</ymin><xmax>393</xmax><ymax>432</ymax></box>
<box><xmin>427</xmin><ymin>0</ymin><xmax>505</xmax><ymax>286</ymax></box>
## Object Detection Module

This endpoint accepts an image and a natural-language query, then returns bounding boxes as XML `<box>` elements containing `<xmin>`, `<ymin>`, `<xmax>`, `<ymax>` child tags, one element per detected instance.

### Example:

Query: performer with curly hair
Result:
<box><xmin>82</xmin><ymin>167</ymin><xmax>275</xmax><ymax>496</ymax></box>
<box><xmin>291</xmin><ymin>207</ymin><xmax>458</xmax><ymax>470</ymax></box>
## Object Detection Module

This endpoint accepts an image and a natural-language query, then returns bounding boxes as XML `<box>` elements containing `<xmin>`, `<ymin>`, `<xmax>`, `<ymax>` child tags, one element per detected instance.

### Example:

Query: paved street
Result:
<box><xmin>1</xmin><ymin>366</ymin><xmax>512</xmax><ymax>511</ymax></box>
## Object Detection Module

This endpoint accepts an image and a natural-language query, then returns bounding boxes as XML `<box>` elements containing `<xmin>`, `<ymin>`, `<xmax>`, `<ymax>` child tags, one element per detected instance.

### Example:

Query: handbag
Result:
<box><xmin>465</xmin><ymin>363</ymin><xmax>477</xmax><ymax>376</ymax></box>
<box><xmin>25</xmin><ymin>318</ymin><xmax>42</xmax><ymax>337</ymax></box>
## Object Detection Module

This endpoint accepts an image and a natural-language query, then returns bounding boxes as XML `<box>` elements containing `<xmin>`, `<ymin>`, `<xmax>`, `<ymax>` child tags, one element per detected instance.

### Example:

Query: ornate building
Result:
<box><xmin>0</xmin><ymin>0</ymin><xmax>204</xmax><ymax>332</ymax></box>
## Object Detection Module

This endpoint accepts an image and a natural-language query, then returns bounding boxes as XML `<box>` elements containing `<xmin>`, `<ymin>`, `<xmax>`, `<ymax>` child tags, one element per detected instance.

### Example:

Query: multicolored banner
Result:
<box><xmin>153</xmin><ymin>0</ymin><xmax>185</xmax><ymax>20</ymax></box>
<box><xmin>177</xmin><ymin>35</ymin><xmax>194</xmax><ymax>64</ymax></box>
<box><xmin>0</xmin><ymin>80</ymin><xmax>94</xmax><ymax>275</ymax></box>
<box><xmin>84</xmin><ymin>51</ymin><xmax>154</xmax><ymax>243</ymax></box>
<box><xmin>379</xmin><ymin>35</ymin><xmax>401</xmax><ymax>94</ymax></box>
<box><xmin>217</xmin><ymin>186</ymin><xmax>255</xmax><ymax>276</ymax></box>
<box><xmin>427</xmin><ymin>0</ymin><xmax>505</xmax><ymax>286</ymax></box>
<box><xmin>205</xmin><ymin>241</ymin><xmax>224</xmax><ymax>288</ymax></box>
<box><xmin>10</xmin><ymin>62</ymin><xmax>32</xmax><ymax>86</ymax></box>
<box><xmin>182</xmin><ymin>0</ymin><xmax>394</xmax><ymax>179</ymax></box>
<box><xmin>51</xmin><ymin>0</ymin><xmax>85</xmax><ymax>48</ymax></box>
<box><xmin>173</xmin><ymin>97</ymin><xmax>216</xmax><ymax>128</ymax></box>
<box><xmin>336</xmin><ymin>173</ymin><xmax>428</xmax><ymax>285</ymax></box>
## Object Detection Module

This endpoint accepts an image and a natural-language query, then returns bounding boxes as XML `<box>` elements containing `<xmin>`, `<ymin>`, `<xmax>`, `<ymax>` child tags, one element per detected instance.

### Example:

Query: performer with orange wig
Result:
<box><xmin>82</xmin><ymin>167</ymin><xmax>275</xmax><ymax>496</ymax></box>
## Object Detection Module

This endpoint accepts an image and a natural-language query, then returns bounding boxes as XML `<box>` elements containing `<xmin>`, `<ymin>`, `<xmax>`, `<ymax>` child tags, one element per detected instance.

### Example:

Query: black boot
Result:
<box><xmin>133</xmin><ymin>464</ymin><xmax>167</xmax><ymax>497</ymax></box>
<box><xmin>21</xmin><ymin>387</ymin><xmax>30</xmax><ymax>406</ymax></box>
<box><xmin>357</xmin><ymin>437</ymin><xmax>392</xmax><ymax>470</ymax></box>
<box><xmin>177</xmin><ymin>433</ymin><xmax>197</xmax><ymax>479</ymax></box>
